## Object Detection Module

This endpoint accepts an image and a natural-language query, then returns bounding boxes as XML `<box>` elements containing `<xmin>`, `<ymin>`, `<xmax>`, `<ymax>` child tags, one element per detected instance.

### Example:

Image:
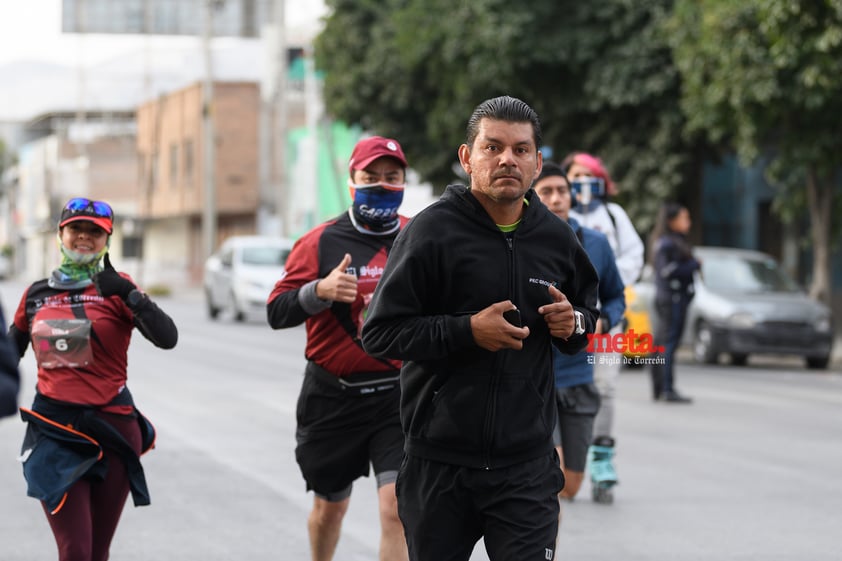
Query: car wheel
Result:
<box><xmin>230</xmin><ymin>291</ymin><xmax>246</xmax><ymax>323</ymax></box>
<box><xmin>730</xmin><ymin>353</ymin><xmax>748</xmax><ymax>366</ymax></box>
<box><xmin>205</xmin><ymin>289</ymin><xmax>220</xmax><ymax>320</ymax></box>
<box><xmin>806</xmin><ymin>356</ymin><xmax>830</xmax><ymax>370</ymax></box>
<box><xmin>693</xmin><ymin>321</ymin><xmax>718</xmax><ymax>364</ymax></box>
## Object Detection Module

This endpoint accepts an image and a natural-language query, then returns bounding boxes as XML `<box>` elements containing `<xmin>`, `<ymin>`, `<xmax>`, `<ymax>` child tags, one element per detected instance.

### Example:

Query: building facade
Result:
<box><xmin>136</xmin><ymin>81</ymin><xmax>261</xmax><ymax>285</ymax></box>
<box><xmin>5</xmin><ymin>111</ymin><xmax>139</xmax><ymax>282</ymax></box>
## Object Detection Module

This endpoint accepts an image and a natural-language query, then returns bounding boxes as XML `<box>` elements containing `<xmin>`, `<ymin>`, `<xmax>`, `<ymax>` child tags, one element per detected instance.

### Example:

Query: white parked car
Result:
<box><xmin>203</xmin><ymin>236</ymin><xmax>294</xmax><ymax>322</ymax></box>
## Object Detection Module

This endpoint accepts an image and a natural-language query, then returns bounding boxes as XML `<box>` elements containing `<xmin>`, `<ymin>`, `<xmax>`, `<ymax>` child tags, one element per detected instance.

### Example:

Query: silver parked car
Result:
<box><xmin>203</xmin><ymin>235</ymin><xmax>294</xmax><ymax>322</ymax></box>
<box><xmin>638</xmin><ymin>246</ymin><xmax>834</xmax><ymax>369</ymax></box>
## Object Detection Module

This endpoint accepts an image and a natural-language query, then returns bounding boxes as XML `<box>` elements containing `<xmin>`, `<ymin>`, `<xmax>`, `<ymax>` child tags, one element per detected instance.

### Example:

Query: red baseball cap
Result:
<box><xmin>348</xmin><ymin>136</ymin><xmax>407</xmax><ymax>174</ymax></box>
<box><xmin>58</xmin><ymin>198</ymin><xmax>114</xmax><ymax>234</ymax></box>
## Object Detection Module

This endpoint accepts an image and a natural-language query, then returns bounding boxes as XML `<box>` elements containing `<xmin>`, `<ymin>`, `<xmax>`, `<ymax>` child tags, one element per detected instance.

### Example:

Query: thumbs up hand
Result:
<box><xmin>315</xmin><ymin>253</ymin><xmax>358</xmax><ymax>303</ymax></box>
<box><xmin>94</xmin><ymin>253</ymin><xmax>137</xmax><ymax>301</ymax></box>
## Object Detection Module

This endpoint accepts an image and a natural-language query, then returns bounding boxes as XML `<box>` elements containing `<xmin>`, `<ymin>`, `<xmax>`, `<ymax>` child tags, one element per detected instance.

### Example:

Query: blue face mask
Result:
<box><xmin>350</xmin><ymin>183</ymin><xmax>405</xmax><ymax>232</ymax></box>
<box><xmin>570</xmin><ymin>177</ymin><xmax>606</xmax><ymax>213</ymax></box>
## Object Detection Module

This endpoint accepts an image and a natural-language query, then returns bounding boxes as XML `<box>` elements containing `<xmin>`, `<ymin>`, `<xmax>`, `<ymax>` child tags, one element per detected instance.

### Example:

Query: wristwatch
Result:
<box><xmin>573</xmin><ymin>310</ymin><xmax>586</xmax><ymax>336</ymax></box>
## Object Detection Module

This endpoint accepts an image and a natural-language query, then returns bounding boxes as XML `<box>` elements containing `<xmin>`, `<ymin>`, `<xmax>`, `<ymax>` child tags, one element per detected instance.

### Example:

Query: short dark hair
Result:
<box><xmin>533</xmin><ymin>161</ymin><xmax>568</xmax><ymax>185</ymax></box>
<box><xmin>465</xmin><ymin>95</ymin><xmax>542</xmax><ymax>149</ymax></box>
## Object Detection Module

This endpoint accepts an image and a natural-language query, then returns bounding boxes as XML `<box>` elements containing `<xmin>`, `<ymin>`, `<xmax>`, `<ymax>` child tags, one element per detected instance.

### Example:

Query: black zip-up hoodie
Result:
<box><xmin>361</xmin><ymin>185</ymin><xmax>599</xmax><ymax>469</ymax></box>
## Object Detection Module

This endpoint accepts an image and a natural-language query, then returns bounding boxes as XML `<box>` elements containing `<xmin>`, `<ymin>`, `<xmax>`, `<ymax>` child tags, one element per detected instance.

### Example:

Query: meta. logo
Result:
<box><xmin>586</xmin><ymin>329</ymin><xmax>665</xmax><ymax>354</ymax></box>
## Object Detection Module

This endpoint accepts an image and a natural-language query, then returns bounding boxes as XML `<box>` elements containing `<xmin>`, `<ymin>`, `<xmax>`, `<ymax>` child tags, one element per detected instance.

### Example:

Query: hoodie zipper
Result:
<box><xmin>481</xmin><ymin>230</ymin><xmax>517</xmax><ymax>469</ymax></box>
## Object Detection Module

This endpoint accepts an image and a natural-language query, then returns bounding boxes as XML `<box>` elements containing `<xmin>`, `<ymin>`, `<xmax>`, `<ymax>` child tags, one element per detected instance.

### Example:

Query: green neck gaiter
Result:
<box><xmin>48</xmin><ymin>235</ymin><xmax>109</xmax><ymax>289</ymax></box>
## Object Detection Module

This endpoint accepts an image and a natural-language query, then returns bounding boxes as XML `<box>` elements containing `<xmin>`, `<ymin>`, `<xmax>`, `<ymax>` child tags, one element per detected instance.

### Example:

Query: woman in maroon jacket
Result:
<box><xmin>9</xmin><ymin>197</ymin><xmax>178</xmax><ymax>561</ymax></box>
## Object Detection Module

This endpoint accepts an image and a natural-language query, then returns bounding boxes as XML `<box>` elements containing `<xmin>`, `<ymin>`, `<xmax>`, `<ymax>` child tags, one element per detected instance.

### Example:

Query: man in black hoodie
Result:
<box><xmin>362</xmin><ymin>96</ymin><xmax>599</xmax><ymax>561</ymax></box>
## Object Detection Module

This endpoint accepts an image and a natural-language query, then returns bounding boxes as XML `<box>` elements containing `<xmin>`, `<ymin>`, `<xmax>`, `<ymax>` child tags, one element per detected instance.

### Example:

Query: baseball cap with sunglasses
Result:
<box><xmin>59</xmin><ymin>198</ymin><xmax>114</xmax><ymax>234</ymax></box>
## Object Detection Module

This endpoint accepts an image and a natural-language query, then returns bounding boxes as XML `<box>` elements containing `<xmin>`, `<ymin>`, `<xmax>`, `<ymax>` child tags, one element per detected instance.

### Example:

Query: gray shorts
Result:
<box><xmin>552</xmin><ymin>383</ymin><xmax>601</xmax><ymax>472</ymax></box>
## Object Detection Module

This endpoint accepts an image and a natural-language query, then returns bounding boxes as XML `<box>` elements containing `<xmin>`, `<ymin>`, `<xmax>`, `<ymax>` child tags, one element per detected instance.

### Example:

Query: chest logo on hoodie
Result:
<box><xmin>528</xmin><ymin>277</ymin><xmax>559</xmax><ymax>289</ymax></box>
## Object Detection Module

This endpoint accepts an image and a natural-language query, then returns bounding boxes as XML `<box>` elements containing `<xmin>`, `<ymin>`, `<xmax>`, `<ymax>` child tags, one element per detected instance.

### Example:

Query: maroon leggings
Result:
<box><xmin>42</xmin><ymin>413</ymin><xmax>142</xmax><ymax>561</ymax></box>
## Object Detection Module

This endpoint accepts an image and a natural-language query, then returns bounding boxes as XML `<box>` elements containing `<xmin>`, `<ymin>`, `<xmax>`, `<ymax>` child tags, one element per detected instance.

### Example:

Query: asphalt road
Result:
<box><xmin>1</xmin><ymin>282</ymin><xmax>840</xmax><ymax>560</ymax></box>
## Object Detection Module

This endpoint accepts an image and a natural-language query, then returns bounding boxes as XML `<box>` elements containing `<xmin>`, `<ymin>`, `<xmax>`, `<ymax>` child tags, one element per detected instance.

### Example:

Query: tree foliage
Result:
<box><xmin>670</xmin><ymin>0</ymin><xmax>842</xmax><ymax>302</ymax></box>
<box><xmin>314</xmin><ymin>0</ymin><xmax>705</xmax><ymax>234</ymax></box>
<box><xmin>0</xmin><ymin>139</ymin><xmax>8</xmax><ymax>175</ymax></box>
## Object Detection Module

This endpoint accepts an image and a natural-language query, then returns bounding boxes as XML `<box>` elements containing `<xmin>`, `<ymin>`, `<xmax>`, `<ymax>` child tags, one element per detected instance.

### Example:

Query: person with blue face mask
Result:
<box><xmin>562</xmin><ymin>152</ymin><xmax>645</xmax><ymax>505</ymax></box>
<box><xmin>267</xmin><ymin>136</ymin><xmax>410</xmax><ymax>561</ymax></box>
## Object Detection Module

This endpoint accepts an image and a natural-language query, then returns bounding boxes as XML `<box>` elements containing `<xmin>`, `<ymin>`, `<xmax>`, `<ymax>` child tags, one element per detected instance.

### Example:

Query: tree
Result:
<box><xmin>314</xmin><ymin>0</ymin><xmax>706</xmax><ymax>236</ymax></box>
<box><xmin>670</xmin><ymin>0</ymin><xmax>842</xmax><ymax>304</ymax></box>
<box><xmin>0</xmin><ymin>139</ymin><xmax>7</xmax><ymax>176</ymax></box>
<box><xmin>527</xmin><ymin>1</ymin><xmax>705</xmax><ymax>236</ymax></box>
<box><xmin>315</xmin><ymin>0</ymin><xmax>535</xmax><ymax>188</ymax></box>
<box><xmin>0</xmin><ymin>138</ymin><xmax>12</xmax><ymax>199</ymax></box>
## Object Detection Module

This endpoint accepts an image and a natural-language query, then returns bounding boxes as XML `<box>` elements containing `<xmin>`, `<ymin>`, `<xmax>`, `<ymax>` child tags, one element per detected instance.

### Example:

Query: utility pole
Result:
<box><xmin>257</xmin><ymin>0</ymin><xmax>286</xmax><ymax>238</ymax></box>
<box><xmin>274</xmin><ymin>0</ymin><xmax>288</xmax><ymax>237</ymax></box>
<box><xmin>202</xmin><ymin>0</ymin><xmax>219</xmax><ymax>261</ymax></box>
<box><xmin>304</xmin><ymin>48</ymin><xmax>321</xmax><ymax>227</ymax></box>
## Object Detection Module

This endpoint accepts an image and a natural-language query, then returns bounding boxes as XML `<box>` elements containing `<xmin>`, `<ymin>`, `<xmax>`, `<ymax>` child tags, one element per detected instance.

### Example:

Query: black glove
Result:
<box><xmin>94</xmin><ymin>253</ymin><xmax>136</xmax><ymax>301</ymax></box>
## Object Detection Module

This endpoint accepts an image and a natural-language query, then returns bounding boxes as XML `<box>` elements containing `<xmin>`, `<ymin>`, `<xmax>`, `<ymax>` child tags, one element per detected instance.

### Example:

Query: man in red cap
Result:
<box><xmin>267</xmin><ymin>136</ymin><xmax>410</xmax><ymax>561</ymax></box>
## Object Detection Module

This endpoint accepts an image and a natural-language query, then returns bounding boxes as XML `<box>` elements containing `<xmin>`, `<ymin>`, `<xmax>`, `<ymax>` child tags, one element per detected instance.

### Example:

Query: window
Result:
<box><xmin>183</xmin><ymin>139</ymin><xmax>194</xmax><ymax>186</ymax></box>
<box><xmin>137</xmin><ymin>150</ymin><xmax>146</xmax><ymax>185</ymax></box>
<box><xmin>122</xmin><ymin>236</ymin><xmax>143</xmax><ymax>259</ymax></box>
<box><xmin>220</xmin><ymin>248</ymin><xmax>233</xmax><ymax>268</ymax></box>
<box><xmin>241</xmin><ymin>247</ymin><xmax>290</xmax><ymax>266</ymax></box>
<box><xmin>150</xmin><ymin>151</ymin><xmax>159</xmax><ymax>190</ymax></box>
<box><xmin>170</xmin><ymin>143</ymin><xmax>179</xmax><ymax>185</ymax></box>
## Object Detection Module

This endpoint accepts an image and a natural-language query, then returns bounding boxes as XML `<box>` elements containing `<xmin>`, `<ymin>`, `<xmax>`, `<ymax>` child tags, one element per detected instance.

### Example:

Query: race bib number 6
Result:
<box><xmin>31</xmin><ymin>318</ymin><xmax>94</xmax><ymax>369</ymax></box>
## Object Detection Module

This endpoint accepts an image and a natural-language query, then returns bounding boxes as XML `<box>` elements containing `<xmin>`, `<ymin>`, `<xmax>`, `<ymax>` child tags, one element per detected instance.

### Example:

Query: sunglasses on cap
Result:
<box><xmin>64</xmin><ymin>198</ymin><xmax>113</xmax><ymax>218</ymax></box>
